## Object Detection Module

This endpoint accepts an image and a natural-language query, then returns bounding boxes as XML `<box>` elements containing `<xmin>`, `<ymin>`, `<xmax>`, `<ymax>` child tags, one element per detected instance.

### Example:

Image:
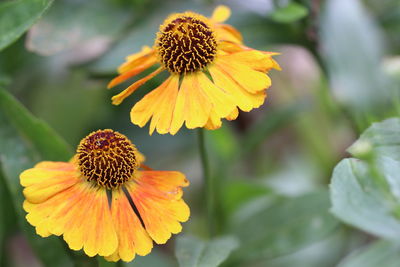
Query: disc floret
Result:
<box><xmin>155</xmin><ymin>12</ymin><xmax>218</xmax><ymax>74</ymax></box>
<box><xmin>76</xmin><ymin>129</ymin><xmax>138</xmax><ymax>189</ymax></box>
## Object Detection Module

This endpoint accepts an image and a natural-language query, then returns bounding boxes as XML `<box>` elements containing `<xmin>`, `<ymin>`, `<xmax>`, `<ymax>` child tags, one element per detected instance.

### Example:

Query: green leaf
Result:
<box><xmin>320</xmin><ymin>0</ymin><xmax>388</xmax><ymax>112</ymax></box>
<box><xmin>348</xmin><ymin>117</ymin><xmax>400</xmax><ymax>161</ymax></box>
<box><xmin>241</xmin><ymin>102</ymin><xmax>306</xmax><ymax>157</ymax></box>
<box><xmin>330</xmin><ymin>158</ymin><xmax>400</xmax><ymax>240</ymax></box>
<box><xmin>26</xmin><ymin>0</ymin><xmax>131</xmax><ymax>60</ymax></box>
<box><xmin>338</xmin><ymin>241</ymin><xmax>400</xmax><ymax>267</ymax></box>
<box><xmin>0</xmin><ymin>109</ymin><xmax>73</xmax><ymax>267</ymax></box>
<box><xmin>0</xmin><ymin>88</ymin><xmax>73</xmax><ymax>161</ymax></box>
<box><xmin>270</xmin><ymin>2</ymin><xmax>308</xmax><ymax>23</ymax></box>
<box><xmin>0</xmin><ymin>0</ymin><xmax>53</xmax><ymax>51</ymax></box>
<box><xmin>89</xmin><ymin>2</ymin><xmax>212</xmax><ymax>74</ymax></box>
<box><xmin>231</xmin><ymin>191</ymin><xmax>338</xmax><ymax>260</ymax></box>
<box><xmin>175</xmin><ymin>235</ymin><xmax>239</xmax><ymax>267</ymax></box>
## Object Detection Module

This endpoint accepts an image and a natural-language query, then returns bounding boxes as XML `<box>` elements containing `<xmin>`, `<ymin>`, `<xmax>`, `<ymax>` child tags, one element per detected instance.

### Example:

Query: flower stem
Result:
<box><xmin>197</xmin><ymin>128</ymin><xmax>215</xmax><ymax>237</ymax></box>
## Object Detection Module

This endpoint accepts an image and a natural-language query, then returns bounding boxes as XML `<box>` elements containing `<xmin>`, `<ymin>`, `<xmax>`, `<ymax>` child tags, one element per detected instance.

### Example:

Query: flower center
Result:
<box><xmin>76</xmin><ymin>129</ymin><xmax>138</xmax><ymax>189</ymax></box>
<box><xmin>156</xmin><ymin>13</ymin><xmax>217</xmax><ymax>74</ymax></box>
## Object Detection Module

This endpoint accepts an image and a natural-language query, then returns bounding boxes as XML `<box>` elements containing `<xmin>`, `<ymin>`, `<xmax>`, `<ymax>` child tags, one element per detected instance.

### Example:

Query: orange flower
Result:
<box><xmin>20</xmin><ymin>129</ymin><xmax>190</xmax><ymax>262</ymax></box>
<box><xmin>108</xmin><ymin>5</ymin><xmax>280</xmax><ymax>135</ymax></box>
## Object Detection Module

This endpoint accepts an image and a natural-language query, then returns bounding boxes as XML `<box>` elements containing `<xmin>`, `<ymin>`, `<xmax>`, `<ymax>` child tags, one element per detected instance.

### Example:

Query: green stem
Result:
<box><xmin>197</xmin><ymin>128</ymin><xmax>214</xmax><ymax>237</ymax></box>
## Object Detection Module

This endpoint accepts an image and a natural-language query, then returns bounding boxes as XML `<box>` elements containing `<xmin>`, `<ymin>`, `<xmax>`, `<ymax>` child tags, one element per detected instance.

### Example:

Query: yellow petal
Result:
<box><xmin>205</xmin><ymin>112</ymin><xmax>222</xmax><ymax>130</ymax></box>
<box><xmin>208</xmin><ymin>64</ymin><xmax>266</xmax><ymax>112</ymax></box>
<box><xmin>221</xmin><ymin>50</ymin><xmax>280</xmax><ymax>72</ymax></box>
<box><xmin>211</xmin><ymin>5</ymin><xmax>231</xmax><ymax>23</ymax></box>
<box><xmin>197</xmin><ymin>71</ymin><xmax>236</xmax><ymax>118</ymax></box>
<box><xmin>111</xmin><ymin>67</ymin><xmax>164</xmax><ymax>105</ymax></box>
<box><xmin>226</xmin><ymin>107</ymin><xmax>239</xmax><ymax>121</ymax></box>
<box><xmin>215</xmin><ymin>24</ymin><xmax>243</xmax><ymax>43</ymax></box>
<box><xmin>20</xmin><ymin>162</ymin><xmax>80</xmax><ymax>204</ymax></box>
<box><xmin>149</xmin><ymin>75</ymin><xmax>180</xmax><ymax>135</ymax></box>
<box><xmin>130</xmin><ymin>76</ymin><xmax>174</xmax><ymax>129</ymax></box>
<box><xmin>170</xmin><ymin>73</ymin><xmax>212</xmax><ymax>135</ymax></box>
<box><xmin>125</xmin><ymin>170</ymin><xmax>190</xmax><ymax>244</ymax></box>
<box><xmin>216</xmin><ymin>58</ymin><xmax>271</xmax><ymax>94</ymax></box>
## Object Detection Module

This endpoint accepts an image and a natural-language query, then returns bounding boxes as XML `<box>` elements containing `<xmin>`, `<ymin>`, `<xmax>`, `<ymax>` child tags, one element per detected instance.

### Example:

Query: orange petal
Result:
<box><xmin>208</xmin><ymin>64</ymin><xmax>266</xmax><ymax>112</ymax></box>
<box><xmin>118</xmin><ymin>46</ymin><xmax>156</xmax><ymax>73</ymax></box>
<box><xmin>111</xmin><ymin>67</ymin><xmax>164</xmax><ymax>105</ymax></box>
<box><xmin>125</xmin><ymin>171</ymin><xmax>190</xmax><ymax>244</ymax></box>
<box><xmin>106</xmin><ymin>188</ymin><xmax>153</xmax><ymax>262</ymax></box>
<box><xmin>215</xmin><ymin>57</ymin><xmax>271</xmax><ymax>94</ymax></box>
<box><xmin>215</xmin><ymin>24</ymin><xmax>243</xmax><ymax>43</ymax></box>
<box><xmin>211</xmin><ymin>5</ymin><xmax>231</xmax><ymax>23</ymax></box>
<box><xmin>24</xmin><ymin>182</ymin><xmax>118</xmax><ymax>257</ymax></box>
<box><xmin>170</xmin><ymin>73</ymin><xmax>212</xmax><ymax>135</ymax></box>
<box><xmin>20</xmin><ymin>162</ymin><xmax>80</xmax><ymax>204</ymax></box>
<box><xmin>108</xmin><ymin>57</ymin><xmax>158</xmax><ymax>89</ymax></box>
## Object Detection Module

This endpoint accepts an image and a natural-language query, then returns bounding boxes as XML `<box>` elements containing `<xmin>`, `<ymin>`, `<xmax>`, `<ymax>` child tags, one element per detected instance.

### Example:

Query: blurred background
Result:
<box><xmin>1</xmin><ymin>0</ymin><xmax>400</xmax><ymax>266</ymax></box>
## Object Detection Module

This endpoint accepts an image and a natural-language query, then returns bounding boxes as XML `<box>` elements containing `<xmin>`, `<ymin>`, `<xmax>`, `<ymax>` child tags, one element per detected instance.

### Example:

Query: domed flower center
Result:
<box><xmin>76</xmin><ymin>129</ymin><xmax>138</xmax><ymax>189</ymax></box>
<box><xmin>156</xmin><ymin>13</ymin><xmax>217</xmax><ymax>74</ymax></box>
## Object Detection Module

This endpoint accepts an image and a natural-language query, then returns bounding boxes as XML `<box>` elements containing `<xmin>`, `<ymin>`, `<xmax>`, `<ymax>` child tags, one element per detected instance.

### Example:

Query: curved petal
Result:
<box><xmin>197</xmin><ymin>71</ymin><xmax>236</xmax><ymax>118</ymax></box>
<box><xmin>215</xmin><ymin>57</ymin><xmax>272</xmax><ymax>94</ymax></box>
<box><xmin>20</xmin><ymin>162</ymin><xmax>80</xmax><ymax>204</ymax></box>
<box><xmin>221</xmin><ymin>51</ymin><xmax>281</xmax><ymax>72</ymax></box>
<box><xmin>118</xmin><ymin>46</ymin><xmax>156</xmax><ymax>73</ymax></box>
<box><xmin>111</xmin><ymin>67</ymin><xmax>164</xmax><ymax>105</ymax></box>
<box><xmin>211</xmin><ymin>5</ymin><xmax>231</xmax><ymax>23</ymax></box>
<box><xmin>105</xmin><ymin>188</ymin><xmax>153</xmax><ymax>262</ymax></box>
<box><xmin>215</xmin><ymin>24</ymin><xmax>243</xmax><ymax>43</ymax></box>
<box><xmin>170</xmin><ymin>73</ymin><xmax>212</xmax><ymax>134</ymax></box>
<box><xmin>108</xmin><ymin>57</ymin><xmax>158</xmax><ymax>89</ymax></box>
<box><xmin>125</xmin><ymin>171</ymin><xmax>190</xmax><ymax>244</ymax></box>
<box><xmin>130</xmin><ymin>76</ymin><xmax>175</xmax><ymax>129</ymax></box>
<box><xmin>23</xmin><ymin>181</ymin><xmax>118</xmax><ymax>257</ymax></box>
<box><xmin>208</xmin><ymin>64</ymin><xmax>266</xmax><ymax>112</ymax></box>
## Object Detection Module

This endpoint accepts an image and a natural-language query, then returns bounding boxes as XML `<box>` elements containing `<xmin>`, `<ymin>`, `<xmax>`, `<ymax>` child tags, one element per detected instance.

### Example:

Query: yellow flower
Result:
<box><xmin>20</xmin><ymin>129</ymin><xmax>190</xmax><ymax>262</ymax></box>
<box><xmin>108</xmin><ymin>5</ymin><xmax>281</xmax><ymax>135</ymax></box>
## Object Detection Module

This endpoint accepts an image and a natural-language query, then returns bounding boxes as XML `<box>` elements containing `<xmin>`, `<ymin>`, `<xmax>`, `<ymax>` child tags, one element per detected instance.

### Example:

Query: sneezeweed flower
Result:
<box><xmin>20</xmin><ymin>129</ymin><xmax>190</xmax><ymax>262</ymax></box>
<box><xmin>108</xmin><ymin>5</ymin><xmax>281</xmax><ymax>135</ymax></box>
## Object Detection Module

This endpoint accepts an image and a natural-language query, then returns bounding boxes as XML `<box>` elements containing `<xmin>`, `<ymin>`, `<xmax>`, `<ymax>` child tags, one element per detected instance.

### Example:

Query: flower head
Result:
<box><xmin>108</xmin><ymin>5</ymin><xmax>281</xmax><ymax>135</ymax></box>
<box><xmin>20</xmin><ymin>129</ymin><xmax>190</xmax><ymax>262</ymax></box>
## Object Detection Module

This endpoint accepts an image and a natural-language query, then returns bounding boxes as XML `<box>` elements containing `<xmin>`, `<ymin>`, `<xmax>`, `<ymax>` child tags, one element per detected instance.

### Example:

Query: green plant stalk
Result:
<box><xmin>198</xmin><ymin>129</ymin><xmax>215</xmax><ymax>237</ymax></box>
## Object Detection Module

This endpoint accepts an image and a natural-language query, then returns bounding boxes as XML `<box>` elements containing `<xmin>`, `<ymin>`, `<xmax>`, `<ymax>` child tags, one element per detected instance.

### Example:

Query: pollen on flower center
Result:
<box><xmin>76</xmin><ymin>129</ymin><xmax>138</xmax><ymax>189</ymax></box>
<box><xmin>156</xmin><ymin>13</ymin><xmax>217</xmax><ymax>74</ymax></box>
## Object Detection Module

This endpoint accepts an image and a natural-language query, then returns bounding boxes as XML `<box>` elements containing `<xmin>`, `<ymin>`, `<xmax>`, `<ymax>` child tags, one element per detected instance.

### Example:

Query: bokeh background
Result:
<box><xmin>1</xmin><ymin>0</ymin><xmax>400</xmax><ymax>266</ymax></box>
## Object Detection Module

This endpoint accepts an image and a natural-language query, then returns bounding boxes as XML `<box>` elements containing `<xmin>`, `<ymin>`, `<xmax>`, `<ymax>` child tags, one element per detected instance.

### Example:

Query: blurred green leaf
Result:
<box><xmin>222</xmin><ymin>180</ymin><xmax>272</xmax><ymax>215</ymax></box>
<box><xmin>337</xmin><ymin>241</ymin><xmax>400</xmax><ymax>267</ymax></box>
<box><xmin>26</xmin><ymin>0</ymin><xmax>131</xmax><ymax>60</ymax></box>
<box><xmin>0</xmin><ymin>88</ymin><xmax>73</xmax><ymax>161</ymax></box>
<box><xmin>175</xmin><ymin>235</ymin><xmax>239</xmax><ymax>267</ymax></box>
<box><xmin>241</xmin><ymin>101</ymin><xmax>306</xmax><ymax>157</ymax></box>
<box><xmin>231</xmin><ymin>191</ymin><xmax>338</xmax><ymax>260</ymax></box>
<box><xmin>0</xmin><ymin>0</ymin><xmax>53</xmax><ymax>51</ymax></box>
<box><xmin>89</xmin><ymin>1</ymin><xmax>212</xmax><ymax>74</ymax></box>
<box><xmin>321</xmin><ymin>0</ymin><xmax>388</xmax><ymax>113</ymax></box>
<box><xmin>0</xmin><ymin>109</ymin><xmax>73</xmax><ymax>267</ymax></box>
<box><xmin>348</xmin><ymin>117</ymin><xmax>400</xmax><ymax>161</ymax></box>
<box><xmin>269</xmin><ymin>2</ymin><xmax>308</xmax><ymax>23</ymax></box>
<box><xmin>123</xmin><ymin>248</ymin><xmax>174</xmax><ymax>267</ymax></box>
<box><xmin>330</xmin><ymin>157</ymin><xmax>400</xmax><ymax>240</ymax></box>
